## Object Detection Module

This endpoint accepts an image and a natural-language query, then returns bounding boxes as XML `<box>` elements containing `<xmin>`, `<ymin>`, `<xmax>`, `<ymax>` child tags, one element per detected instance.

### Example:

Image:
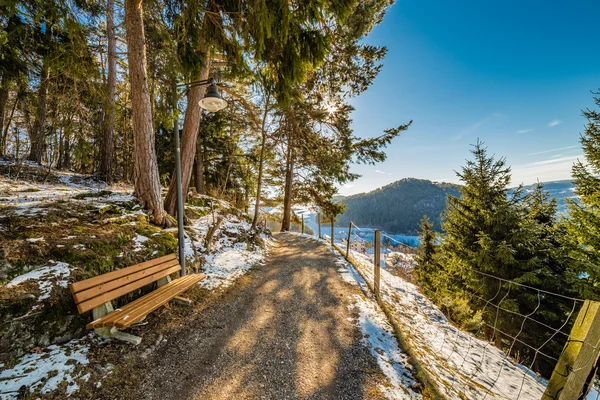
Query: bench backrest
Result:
<box><xmin>70</xmin><ymin>253</ymin><xmax>181</xmax><ymax>314</ymax></box>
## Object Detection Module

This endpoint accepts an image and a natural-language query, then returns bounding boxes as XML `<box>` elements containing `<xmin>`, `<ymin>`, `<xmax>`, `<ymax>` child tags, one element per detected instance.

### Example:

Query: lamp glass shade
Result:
<box><xmin>198</xmin><ymin>84</ymin><xmax>228</xmax><ymax>112</ymax></box>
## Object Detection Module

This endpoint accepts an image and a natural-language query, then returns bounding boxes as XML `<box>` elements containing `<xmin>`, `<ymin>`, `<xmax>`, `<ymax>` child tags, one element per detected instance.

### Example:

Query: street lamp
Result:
<box><xmin>174</xmin><ymin>78</ymin><xmax>228</xmax><ymax>275</ymax></box>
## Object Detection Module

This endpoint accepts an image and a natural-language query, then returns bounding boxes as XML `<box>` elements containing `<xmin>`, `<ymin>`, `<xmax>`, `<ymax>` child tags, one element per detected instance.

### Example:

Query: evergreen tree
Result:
<box><xmin>429</xmin><ymin>142</ymin><xmax>573</xmax><ymax>376</ymax></box>
<box><xmin>124</xmin><ymin>0</ymin><xmax>167</xmax><ymax>225</ymax></box>
<box><xmin>413</xmin><ymin>216</ymin><xmax>438</xmax><ymax>295</ymax></box>
<box><xmin>566</xmin><ymin>90</ymin><xmax>600</xmax><ymax>300</ymax></box>
<box><xmin>440</xmin><ymin>140</ymin><xmax>523</xmax><ymax>285</ymax></box>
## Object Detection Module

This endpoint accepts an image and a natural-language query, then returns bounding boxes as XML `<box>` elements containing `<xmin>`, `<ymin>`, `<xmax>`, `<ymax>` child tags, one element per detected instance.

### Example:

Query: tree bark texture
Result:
<box><xmin>0</xmin><ymin>76</ymin><xmax>9</xmax><ymax>155</ymax></box>
<box><xmin>125</xmin><ymin>0</ymin><xmax>166</xmax><ymax>225</ymax></box>
<box><xmin>99</xmin><ymin>0</ymin><xmax>117</xmax><ymax>182</ymax></box>
<box><xmin>251</xmin><ymin>92</ymin><xmax>271</xmax><ymax>229</ymax></box>
<box><xmin>1</xmin><ymin>93</ymin><xmax>18</xmax><ymax>156</ymax></box>
<box><xmin>164</xmin><ymin>43</ymin><xmax>211</xmax><ymax>216</ymax></box>
<box><xmin>29</xmin><ymin>27</ymin><xmax>52</xmax><ymax>163</ymax></box>
<box><xmin>281</xmin><ymin>135</ymin><xmax>294</xmax><ymax>231</ymax></box>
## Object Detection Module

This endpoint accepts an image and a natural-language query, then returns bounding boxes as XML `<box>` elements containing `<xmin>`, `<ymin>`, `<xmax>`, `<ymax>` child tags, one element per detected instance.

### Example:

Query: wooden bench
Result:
<box><xmin>70</xmin><ymin>253</ymin><xmax>205</xmax><ymax>345</ymax></box>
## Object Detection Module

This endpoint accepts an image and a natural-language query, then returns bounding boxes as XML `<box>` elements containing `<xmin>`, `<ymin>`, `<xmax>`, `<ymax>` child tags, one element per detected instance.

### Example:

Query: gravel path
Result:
<box><xmin>132</xmin><ymin>233</ymin><xmax>391</xmax><ymax>400</ymax></box>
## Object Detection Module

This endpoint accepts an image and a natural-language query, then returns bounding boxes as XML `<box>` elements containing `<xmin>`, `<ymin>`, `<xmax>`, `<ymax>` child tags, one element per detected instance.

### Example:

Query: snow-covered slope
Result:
<box><xmin>345</xmin><ymin>249</ymin><xmax>549</xmax><ymax>400</ymax></box>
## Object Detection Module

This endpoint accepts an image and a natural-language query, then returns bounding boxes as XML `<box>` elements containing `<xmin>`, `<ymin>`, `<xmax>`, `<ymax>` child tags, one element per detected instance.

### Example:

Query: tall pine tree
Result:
<box><xmin>413</xmin><ymin>216</ymin><xmax>438</xmax><ymax>295</ymax></box>
<box><xmin>566</xmin><ymin>90</ymin><xmax>600</xmax><ymax>300</ymax></box>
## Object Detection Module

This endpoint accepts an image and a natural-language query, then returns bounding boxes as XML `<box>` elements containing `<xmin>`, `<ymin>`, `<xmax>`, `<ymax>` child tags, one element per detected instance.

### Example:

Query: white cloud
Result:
<box><xmin>512</xmin><ymin>154</ymin><xmax>583</xmax><ymax>185</ymax></box>
<box><xmin>526</xmin><ymin>155</ymin><xmax>581</xmax><ymax>167</ymax></box>
<box><xmin>527</xmin><ymin>145</ymin><xmax>578</xmax><ymax>156</ymax></box>
<box><xmin>375</xmin><ymin>169</ymin><xmax>386</xmax><ymax>174</ymax></box>
<box><xmin>516</xmin><ymin>129</ymin><xmax>534</xmax><ymax>134</ymax></box>
<box><xmin>548</xmin><ymin>119</ymin><xmax>561</xmax><ymax>127</ymax></box>
<box><xmin>452</xmin><ymin>113</ymin><xmax>503</xmax><ymax>141</ymax></box>
<box><xmin>343</xmin><ymin>184</ymin><xmax>354</xmax><ymax>189</ymax></box>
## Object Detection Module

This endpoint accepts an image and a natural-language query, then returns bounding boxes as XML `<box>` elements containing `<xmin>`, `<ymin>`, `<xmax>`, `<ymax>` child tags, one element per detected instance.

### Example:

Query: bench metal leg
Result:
<box><xmin>159</xmin><ymin>277</ymin><xmax>193</xmax><ymax>306</ymax></box>
<box><xmin>92</xmin><ymin>302</ymin><xmax>142</xmax><ymax>345</ymax></box>
<box><xmin>107</xmin><ymin>327</ymin><xmax>142</xmax><ymax>345</ymax></box>
<box><xmin>92</xmin><ymin>302</ymin><xmax>114</xmax><ymax>338</ymax></box>
<box><xmin>157</xmin><ymin>276</ymin><xmax>171</xmax><ymax>287</ymax></box>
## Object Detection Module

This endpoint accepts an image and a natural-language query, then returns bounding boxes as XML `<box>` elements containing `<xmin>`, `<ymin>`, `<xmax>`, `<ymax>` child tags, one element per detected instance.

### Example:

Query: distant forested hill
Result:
<box><xmin>518</xmin><ymin>180</ymin><xmax>576</xmax><ymax>215</ymax></box>
<box><xmin>336</xmin><ymin>178</ymin><xmax>577</xmax><ymax>235</ymax></box>
<box><xmin>336</xmin><ymin>178</ymin><xmax>461</xmax><ymax>234</ymax></box>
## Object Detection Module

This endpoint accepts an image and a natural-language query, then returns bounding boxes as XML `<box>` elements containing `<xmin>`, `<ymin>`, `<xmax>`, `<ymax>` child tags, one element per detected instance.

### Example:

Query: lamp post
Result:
<box><xmin>174</xmin><ymin>78</ymin><xmax>228</xmax><ymax>275</ymax></box>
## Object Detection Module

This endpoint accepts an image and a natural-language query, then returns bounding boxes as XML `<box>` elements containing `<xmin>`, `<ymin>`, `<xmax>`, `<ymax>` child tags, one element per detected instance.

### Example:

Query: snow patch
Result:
<box><xmin>335</xmin><ymin>258</ymin><xmax>421</xmax><ymax>399</ymax></box>
<box><xmin>201</xmin><ymin>247</ymin><xmax>265</xmax><ymax>290</ymax></box>
<box><xmin>8</xmin><ymin>261</ymin><xmax>72</xmax><ymax>304</ymax></box>
<box><xmin>347</xmin><ymin>249</ymin><xmax>548</xmax><ymax>399</ymax></box>
<box><xmin>0</xmin><ymin>339</ymin><xmax>89</xmax><ymax>398</ymax></box>
<box><xmin>132</xmin><ymin>234</ymin><xmax>149</xmax><ymax>252</ymax></box>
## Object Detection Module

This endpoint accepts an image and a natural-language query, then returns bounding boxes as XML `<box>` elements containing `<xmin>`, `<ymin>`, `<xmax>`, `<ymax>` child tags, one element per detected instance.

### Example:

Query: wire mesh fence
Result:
<box><xmin>315</xmin><ymin>219</ymin><xmax>600</xmax><ymax>400</ymax></box>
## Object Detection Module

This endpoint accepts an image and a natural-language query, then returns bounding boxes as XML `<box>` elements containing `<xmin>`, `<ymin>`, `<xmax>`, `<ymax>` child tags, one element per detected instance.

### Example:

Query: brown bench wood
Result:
<box><xmin>69</xmin><ymin>254</ymin><xmax>205</xmax><ymax>344</ymax></box>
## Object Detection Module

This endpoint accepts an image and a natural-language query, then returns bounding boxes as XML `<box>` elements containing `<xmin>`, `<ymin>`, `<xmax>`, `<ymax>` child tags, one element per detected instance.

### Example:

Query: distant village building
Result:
<box><xmin>341</xmin><ymin>238</ymin><xmax>367</xmax><ymax>254</ymax></box>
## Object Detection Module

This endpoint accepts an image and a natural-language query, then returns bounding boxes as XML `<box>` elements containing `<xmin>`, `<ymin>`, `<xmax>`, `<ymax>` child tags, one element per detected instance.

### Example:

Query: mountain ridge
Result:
<box><xmin>336</xmin><ymin>178</ymin><xmax>576</xmax><ymax>235</ymax></box>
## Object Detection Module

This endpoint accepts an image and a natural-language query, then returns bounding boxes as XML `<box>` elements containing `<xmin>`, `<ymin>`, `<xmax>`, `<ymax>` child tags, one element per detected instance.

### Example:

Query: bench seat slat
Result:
<box><xmin>77</xmin><ymin>265</ymin><xmax>182</xmax><ymax>313</ymax></box>
<box><xmin>73</xmin><ymin>259</ymin><xmax>180</xmax><ymax>305</ymax></box>
<box><xmin>112</xmin><ymin>275</ymin><xmax>201</xmax><ymax>329</ymax></box>
<box><xmin>91</xmin><ymin>275</ymin><xmax>199</xmax><ymax>328</ymax></box>
<box><xmin>86</xmin><ymin>274</ymin><xmax>205</xmax><ymax>329</ymax></box>
<box><xmin>70</xmin><ymin>254</ymin><xmax>178</xmax><ymax>294</ymax></box>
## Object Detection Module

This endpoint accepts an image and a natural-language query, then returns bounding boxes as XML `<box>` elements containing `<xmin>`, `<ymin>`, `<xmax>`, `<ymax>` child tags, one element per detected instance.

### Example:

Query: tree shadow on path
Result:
<box><xmin>123</xmin><ymin>233</ymin><xmax>389</xmax><ymax>400</ymax></box>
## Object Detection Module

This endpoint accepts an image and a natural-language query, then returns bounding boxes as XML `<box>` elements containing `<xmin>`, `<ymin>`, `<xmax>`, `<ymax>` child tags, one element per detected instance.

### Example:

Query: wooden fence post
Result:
<box><xmin>318</xmin><ymin>213</ymin><xmax>321</xmax><ymax>239</ymax></box>
<box><xmin>374</xmin><ymin>230</ymin><xmax>381</xmax><ymax>298</ymax></box>
<box><xmin>543</xmin><ymin>300</ymin><xmax>600</xmax><ymax>400</ymax></box>
<box><xmin>346</xmin><ymin>222</ymin><xmax>352</xmax><ymax>259</ymax></box>
<box><xmin>301</xmin><ymin>214</ymin><xmax>304</xmax><ymax>234</ymax></box>
<box><xmin>331</xmin><ymin>220</ymin><xmax>334</xmax><ymax>246</ymax></box>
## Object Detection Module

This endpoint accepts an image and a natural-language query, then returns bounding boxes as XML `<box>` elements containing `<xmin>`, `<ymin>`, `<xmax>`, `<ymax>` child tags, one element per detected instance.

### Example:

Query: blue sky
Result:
<box><xmin>341</xmin><ymin>0</ymin><xmax>600</xmax><ymax>196</ymax></box>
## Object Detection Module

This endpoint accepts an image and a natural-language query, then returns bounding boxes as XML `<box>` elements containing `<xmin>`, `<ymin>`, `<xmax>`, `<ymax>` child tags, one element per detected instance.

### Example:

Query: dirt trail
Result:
<box><xmin>123</xmin><ymin>233</ymin><xmax>392</xmax><ymax>399</ymax></box>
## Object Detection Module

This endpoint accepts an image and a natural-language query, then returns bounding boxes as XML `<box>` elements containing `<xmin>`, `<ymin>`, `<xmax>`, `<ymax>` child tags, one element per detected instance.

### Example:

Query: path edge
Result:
<box><xmin>329</xmin><ymin>240</ymin><xmax>446</xmax><ymax>400</ymax></box>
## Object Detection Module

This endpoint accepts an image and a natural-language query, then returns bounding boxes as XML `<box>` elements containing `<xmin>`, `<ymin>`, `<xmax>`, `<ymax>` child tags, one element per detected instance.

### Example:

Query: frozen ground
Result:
<box><xmin>188</xmin><ymin>202</ymin><xmax>271</xmax><ymax>290</ymax></box>
<box><xmin>0</xmin><ymin>166</ymin><xmax>270</xmax><ymax>399</ymax></box>
<box><xmin>335</xmin><ymin>255</ymin><xmax>421</xmax><ymax>400</ymax></box>
<box><xmin>0</xmin><ymin>338</ymin><xmax>92</xmax><ymax>399</ymax></box>
<box><xmin>345</xmin><ymin>249</ymin><xmax>549</xmax><ymax>399</ymax></box>
<box><xmin>0</xmin><ymin>163</ymin><xmax>133</xmax><ymax>217</ymax></box>
<box><xmin>7</xmin><ymin>261</ymin><xmax>72</xmax><ymax>308</ymax></box>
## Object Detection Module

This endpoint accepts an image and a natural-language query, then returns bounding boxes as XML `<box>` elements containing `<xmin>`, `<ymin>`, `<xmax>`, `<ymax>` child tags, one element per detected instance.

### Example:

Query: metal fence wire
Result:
<box><xmin>322</xmin><ymin>220</ymin><xmax>600</xmax><ymax>400</ymax></box>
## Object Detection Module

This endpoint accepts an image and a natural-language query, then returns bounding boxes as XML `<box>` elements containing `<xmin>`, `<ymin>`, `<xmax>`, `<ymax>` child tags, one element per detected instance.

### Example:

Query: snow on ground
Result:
<box><xmin>334</xmin><ymin>256</ymin><xmax>421</xmax><ymax>399</ymax></box>
<box><xmin>191</xmin><ymin>206</ymin><xmax>270</xmax><ymax>290</ymax></box>
<box><xmin>132</xmin><ymin>233</ymin><xmax>149</xmax><ymax>252</ymax></box>
<box><xmin>201</xmin><ymin>243</ymin><xmax>266</xmax><ymax>290</ymax></box>
<box><xmin>1</xmin><ymin>164</ymin><xmax>271</xmax><ymax>398</ymax></box>
<box><xmin>0</xmin><ymin>167</ymin><xmax>133</xmax><ymax>217</ymax></box>
<box><xmin>0</xmin><ymin>338</ymin><xmax>91</xmax><ymax>398</ymax></box>
<box><xmin>346</xmin><ymin>249</ymin><xmax>548</xmax><ymax>400</ymax></box>
<box><xmin>8</xmin><ymin>261</ymin><xmax>72</xmax><ymax>306</ymax></box>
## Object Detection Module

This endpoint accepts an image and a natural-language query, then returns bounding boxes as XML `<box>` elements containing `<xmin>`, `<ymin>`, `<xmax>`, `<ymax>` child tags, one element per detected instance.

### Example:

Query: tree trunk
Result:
<box><xmin>57</xmin><ymin>128</ymin><xmax>64</xmax><ymax>169</ymax></box>
<box><xmin>124</xmin><ymin>0</ymin><xmax>167</xmax><ymax>226</ymax></box>
<box><xmin>251</xmin><ymin>92</ymin><xmax>271</xmax><ymax>229</ymax></box>
<box><xmin>164</xmin><ymin>42</ymin><xmax>211</xmax><ymax>216</ymax></box>
<box><xmin>281</xmin><ymin>135</ymin><xmax>294</xmax><ymax>231</ymax></box>
<box><xmin>63</xmin><ymin>135</ymin><xmax>71</xmax><ymax>169</ymax></box>
<box><xmin>195</xmin><ymin>134</ymin><xmax>206</xmax><ymax>194</ymax></box>
<box><xmin>29</xmin><ymin>27</ymin><xmax>52</xmax><ymax>163</ymax></box>
<box><xmin>0</xmin><ymin>76</ymin><xmax>9</xmax><ymax>156</ymax></box>
<box><xmin>2</xmin><ymin>95</ymin><xmax>18</xmax><ymax>155</ymax></box>
<box><xmin>99</xmin><ymin>0</ymin><xmax>116</xmax><ymax>182</ymax></box>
